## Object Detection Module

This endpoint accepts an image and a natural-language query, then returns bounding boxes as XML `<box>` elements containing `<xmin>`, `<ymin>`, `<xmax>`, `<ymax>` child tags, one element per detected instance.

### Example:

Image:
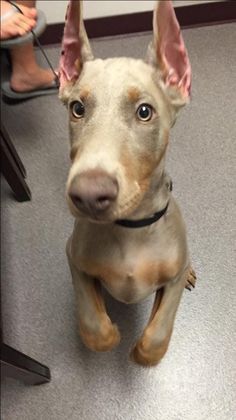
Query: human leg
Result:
<box><xmin>8</xmin><ymin>0</ymin><xmax>56</xmax><ymax>92</ymax></box>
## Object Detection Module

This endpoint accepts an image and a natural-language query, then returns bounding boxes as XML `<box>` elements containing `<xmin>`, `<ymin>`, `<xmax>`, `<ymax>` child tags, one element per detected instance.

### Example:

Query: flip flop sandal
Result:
<box><xmin>1</xmin><ymin>78</ymin><xmax>59</xmax><ymax>101</ymax></box>
<box><xmin>1</xmin><ymin>3</ymin><xmax>58</xmax><ymax>102</ymax></box>
<box><xmin>0</xmin><ymin>7</ymin><xmax>46</xmax><ymax>48</ymax></box>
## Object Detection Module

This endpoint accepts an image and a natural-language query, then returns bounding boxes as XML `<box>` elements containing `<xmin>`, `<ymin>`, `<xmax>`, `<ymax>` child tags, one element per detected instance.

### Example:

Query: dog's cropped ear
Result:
<box><xmin>59</xmin><ymin>0</ymin><xmax>93</xmax><ymax>101</ymax></box>
<box><xmin>146</xmin><ymin>0</ymin><xmax>191</xmax><ymax>108</ymax></box>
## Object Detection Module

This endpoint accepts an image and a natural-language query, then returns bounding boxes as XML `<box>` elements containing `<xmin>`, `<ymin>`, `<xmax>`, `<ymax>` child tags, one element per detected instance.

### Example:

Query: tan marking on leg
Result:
<box><xmin>79</xmin><ymin>319</ymin><xmax>120</xmax><ymax>352</ymax></box>
<box><xmin>91</xmin><ymin>279</ymin><xmax>106</xmax><ymax>313</ymax></box>
<box><xmin>78</xmin><ymin>277</ymin><xmax>121</xmax><ymax>351</ymax></box>
<box><xmin>131</xmin><ymin>268</ymin><xmax>187</xmax><ymax>366</ymax></box>
<box><xmin>67</xmin><ymin>247</ymin><xmax>120</xmax><ymax>352</ymax></box>
<box><xmin>131</xmin><ymin>331</ymin><xmax>171</xmax><ymax>367</ymax></box>
<box><xmin>148</xmin><ymin>288</ymin><xmax>164</xmax><ymax>323</ymax></box>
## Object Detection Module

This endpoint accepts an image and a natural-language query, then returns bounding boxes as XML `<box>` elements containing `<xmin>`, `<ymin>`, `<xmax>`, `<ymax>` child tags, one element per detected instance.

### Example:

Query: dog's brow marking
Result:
<box><xmin>127</xmin><ymin>87</ymin><xmax>141</xmax><ymax>103</ymax></box>
<box><xmin>80</xmin><ymin>88</ymin><xmax>90</xmax><ymax>100</ymax></box>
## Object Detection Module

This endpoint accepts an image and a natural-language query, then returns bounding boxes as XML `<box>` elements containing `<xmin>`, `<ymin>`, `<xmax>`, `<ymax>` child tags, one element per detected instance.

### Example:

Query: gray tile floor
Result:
<box><xmin>1</xmin><ymin>23</ymin><xmax>236</xmax><ymax>420</ymax></box>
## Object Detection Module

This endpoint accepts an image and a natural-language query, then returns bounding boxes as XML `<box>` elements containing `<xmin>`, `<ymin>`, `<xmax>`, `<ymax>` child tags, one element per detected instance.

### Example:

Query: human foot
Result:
<box><xmin>10</xmin><ymin>67</ymin><xmax>56</xmax><ymax>93</ymax></box>
<box><xmin>0</xmin><ymin>1</ymin><xmax>37</xmax><ymax>40</ymax></box>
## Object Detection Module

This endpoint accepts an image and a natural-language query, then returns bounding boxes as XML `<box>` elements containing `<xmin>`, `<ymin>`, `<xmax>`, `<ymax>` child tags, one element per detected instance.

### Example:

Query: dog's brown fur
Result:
<box><xmin>59</xmin><ymin>0</ymin><xmax>196</xmax><ymax>366</ymax></box>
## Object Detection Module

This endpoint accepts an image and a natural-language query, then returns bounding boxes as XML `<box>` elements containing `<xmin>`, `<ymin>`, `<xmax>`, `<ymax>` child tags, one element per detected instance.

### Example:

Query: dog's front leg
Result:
<box><xmin>68</xmin><ymin>255</ymin><xmax>120</xmax><ymax>352</ymax></box>
<box><xmin>131</xmin><ymin>268</ymin><xmax>188</xmax><ymax>366</ymax></box>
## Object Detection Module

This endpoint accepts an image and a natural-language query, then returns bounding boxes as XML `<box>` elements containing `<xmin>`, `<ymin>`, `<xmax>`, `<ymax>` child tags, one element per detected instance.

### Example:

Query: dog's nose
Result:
<box><xmin>69</xmin><ymin>170</ymin><xmax>118</xmax><ymax>216</ymax></box>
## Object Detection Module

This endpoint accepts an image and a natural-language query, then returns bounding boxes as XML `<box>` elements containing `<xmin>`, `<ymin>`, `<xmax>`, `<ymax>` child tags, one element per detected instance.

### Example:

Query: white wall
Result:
<box><xmin>37</xmin><ymin>0</ymin><xmax>67</xmax><ymax>24</ymax></box>
<box><xmin>37</xmin><ymin>0</ymin><xmax>224</xmax><ymax>25</ymax></box>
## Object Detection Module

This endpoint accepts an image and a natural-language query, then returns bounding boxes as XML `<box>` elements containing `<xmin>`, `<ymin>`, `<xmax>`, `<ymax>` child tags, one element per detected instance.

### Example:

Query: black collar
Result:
<box><xmin>115</xmin><ymin>201</ymin><xmax>169</xmax><ymax>228</ymax></box>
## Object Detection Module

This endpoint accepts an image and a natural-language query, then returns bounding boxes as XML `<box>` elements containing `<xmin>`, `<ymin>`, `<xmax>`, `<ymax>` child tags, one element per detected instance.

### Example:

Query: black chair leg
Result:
<box><xmin>1</xmin><ymin>124</ymin><xmax>27</xmax><ymax>177</ymax></box>
<box><xmin>1</xmin><ymin>343</ymin><xmax>51</xmax><ymax>385</ymax></box>
<box><xmin>0</xmin><ymin>133</ymin><xmax>31</xmax><ymax>202</ymax></box>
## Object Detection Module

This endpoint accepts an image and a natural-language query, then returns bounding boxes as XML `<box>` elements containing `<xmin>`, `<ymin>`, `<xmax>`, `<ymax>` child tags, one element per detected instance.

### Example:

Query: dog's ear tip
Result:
<box><xmin>148</xmin><ymin>0</ymin><xmax>192</xmax><ymax>104</ymax></box>
<box><xmin>58</xmin><ymin>0</ymin><xmax>93</xmax><ymax>87</ymax></box>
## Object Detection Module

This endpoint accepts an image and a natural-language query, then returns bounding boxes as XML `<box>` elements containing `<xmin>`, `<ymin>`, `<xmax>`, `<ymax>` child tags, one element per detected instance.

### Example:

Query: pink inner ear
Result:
<box><xmin>155</xmin><ymin>0</ymin><xmax>191</xmax><ymax>98</ymax></box>
<box><xmin>59</xmin><ymin>1</ymin><xmax>82</xmax><ymax>90</ymax></box>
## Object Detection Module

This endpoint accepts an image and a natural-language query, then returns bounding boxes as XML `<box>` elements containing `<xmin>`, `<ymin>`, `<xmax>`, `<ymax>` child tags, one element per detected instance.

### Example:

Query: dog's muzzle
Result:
<box><xmin>68</xmin><ymin>169</ymin><xmax>118</xmax><ymax>219</ymax></box>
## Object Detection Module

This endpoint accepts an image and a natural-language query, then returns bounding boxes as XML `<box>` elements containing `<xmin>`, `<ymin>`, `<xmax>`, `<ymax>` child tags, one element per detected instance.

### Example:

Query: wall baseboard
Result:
<box><xmin>39</xmin><ymin>1</ymin><xmax>236</xmax><ymax>46</ymax></box>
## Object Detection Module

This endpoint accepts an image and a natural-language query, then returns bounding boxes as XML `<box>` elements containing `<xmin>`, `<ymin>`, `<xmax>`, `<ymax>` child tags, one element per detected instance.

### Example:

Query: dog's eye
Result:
<box><xmin>136</xmin><ymin>104</ymin><xmax>153</xmax><ymax>122</ymax></box>
<box><xmin>70</xmin><ymin>101</ymin><xmax>85</xmax><ymax>119</ymax></box>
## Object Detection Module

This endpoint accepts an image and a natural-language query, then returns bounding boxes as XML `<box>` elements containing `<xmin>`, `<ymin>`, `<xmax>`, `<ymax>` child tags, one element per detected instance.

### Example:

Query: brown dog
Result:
<box><xmin>59</xmin><ymin>0</ymin><xmax>196</xmax><ymax>366</ymax></box>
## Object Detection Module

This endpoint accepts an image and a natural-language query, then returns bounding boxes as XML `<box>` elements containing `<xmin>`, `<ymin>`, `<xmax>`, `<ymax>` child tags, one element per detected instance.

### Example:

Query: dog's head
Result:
<box><xmin>59</xmin><ymin>0</ymin><xmax>191</xmax><ymax>223</ymax></box>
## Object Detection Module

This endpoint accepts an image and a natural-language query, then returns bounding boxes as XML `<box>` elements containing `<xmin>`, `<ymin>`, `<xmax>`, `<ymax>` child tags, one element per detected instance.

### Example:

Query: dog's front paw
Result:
<box><xmin>130</xmin><ymin>334</ymin><xmax>170</xmax><ymax>367</ymax></box>
<box><xmin>79</xmin><ymin>321</ymin><xmax>120</xmax><ymax>352</ymax></box>
<box><xmin>185</xmin><ymin>266</ymin><xmax>197</xmax><ymax>291</ymax></box>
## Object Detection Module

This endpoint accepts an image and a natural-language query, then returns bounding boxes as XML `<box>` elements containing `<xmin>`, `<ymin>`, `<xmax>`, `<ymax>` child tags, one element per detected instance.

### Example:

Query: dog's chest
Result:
<box><xmin>77</xmin><ymin>235</ymin><xmax>181</xmax><ymax>304</ymax></box>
